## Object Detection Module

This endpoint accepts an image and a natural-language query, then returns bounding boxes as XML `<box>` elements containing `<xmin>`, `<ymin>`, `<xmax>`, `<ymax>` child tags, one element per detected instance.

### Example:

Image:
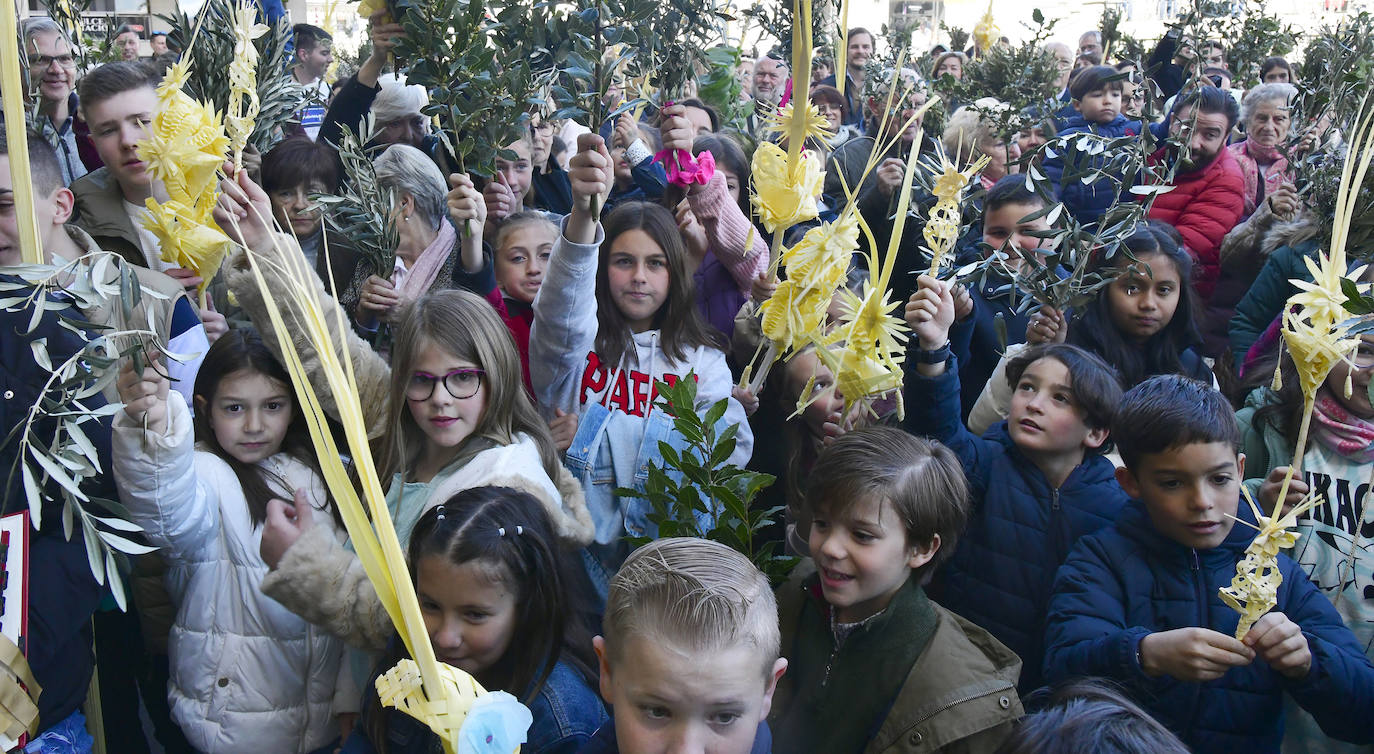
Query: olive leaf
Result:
<box><xmin>1175</xmin><ymin>0</ymin><xmax>1299</xmax><ymax>89</ymax></box>
<box><xmin>313</xmin><ymin>117</ymin><xmax>399</xmax><ymax>281</ymax></box>
<box><xmin>1</xmin><ymin>263</ymin><xmax>175</xmax><ymax>613</ymax></box>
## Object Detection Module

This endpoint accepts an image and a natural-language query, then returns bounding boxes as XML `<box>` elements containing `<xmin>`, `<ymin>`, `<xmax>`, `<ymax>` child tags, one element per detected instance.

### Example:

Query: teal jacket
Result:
<box><xmin>1228</xmin><ymin>220</ymin><xmax>1321</xmax><ymax>360</ymax></box>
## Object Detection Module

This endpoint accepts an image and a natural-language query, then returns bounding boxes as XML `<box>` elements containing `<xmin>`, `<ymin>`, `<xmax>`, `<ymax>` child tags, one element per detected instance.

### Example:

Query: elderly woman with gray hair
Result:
<box><xmin>1228</xmin><ymin>83</ymin><xmax>1302</xmax><ymax>219</ymax></box>
<box><xmin>342</xmin><ymin>143</ymin><xmax>486</xmax><ymax>335</ymax></box>
<box><xmin>1201</xmin><ymin>83</ymin><xmax>1307</xmax><ymax>357</ymax></box>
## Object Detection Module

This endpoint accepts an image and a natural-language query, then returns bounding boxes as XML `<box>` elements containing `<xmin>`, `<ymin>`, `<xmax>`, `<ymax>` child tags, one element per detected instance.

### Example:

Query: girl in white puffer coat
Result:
<box><xmin>113</xmin><ymin>329</ymin><xmax>345</xmax><ymax>754</ymax></box>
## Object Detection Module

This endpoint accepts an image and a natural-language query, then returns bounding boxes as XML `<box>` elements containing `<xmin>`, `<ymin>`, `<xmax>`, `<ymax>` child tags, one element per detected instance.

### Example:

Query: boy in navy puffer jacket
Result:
<box><xmin>1045</xmin><ymin>375</ymin><xmax>1374</xmax><ymax>753</ymax></box>
<box><xmin>903</xmin><ymin>276</ymin><xmax>1129</xmax><ymax>694</ymax></box>
<box><xmin>1043</xmin><ymin>65</ymin><xmax>1143</xmax><ymax>227</ymax></box>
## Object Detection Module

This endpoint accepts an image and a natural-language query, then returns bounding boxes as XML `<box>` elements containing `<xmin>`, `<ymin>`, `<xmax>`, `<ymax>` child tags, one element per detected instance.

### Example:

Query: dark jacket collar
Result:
<box><xmin>1113</xmin><ymin>496</ymin><xmax>1257</xmax><ymax>567</ymax></box>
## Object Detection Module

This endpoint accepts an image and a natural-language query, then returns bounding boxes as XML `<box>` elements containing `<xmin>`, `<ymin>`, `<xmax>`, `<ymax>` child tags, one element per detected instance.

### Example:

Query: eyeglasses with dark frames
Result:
<box><xmin>405</xmin><ymin>368</ymin><xmax>486</xmax><ymax>401</ymax></box>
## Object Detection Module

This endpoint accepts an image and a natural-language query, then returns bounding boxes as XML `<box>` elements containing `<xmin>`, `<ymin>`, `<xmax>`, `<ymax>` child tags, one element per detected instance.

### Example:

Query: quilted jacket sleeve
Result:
<box><xmin>111</xmin><ymin>393</ymin><xmax>219</xmax><ymax>565</ymax></box>
<box><xmin>1043</xmin><ymin>536</ymin><xmax>1168</xmax><ymax>697</ymax></box>
<box><xmin>529</xmin><ymin>218</ymin><xmax>605</xmax><ymax>415</ymax></box>
<box><xmin>1171</xmin><ymin>166</ymin><xmax>1246</xmax><ymax>299</ymax></box>
<box><xmin>903</xmin><ymin>355</ymin><xmax>993</xmax><ymax>500</ymax></box>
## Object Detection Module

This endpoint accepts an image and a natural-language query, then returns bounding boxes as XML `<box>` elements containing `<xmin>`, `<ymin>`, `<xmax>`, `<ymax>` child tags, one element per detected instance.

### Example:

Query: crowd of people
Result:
<box><xmin>4</xmin><ymin>4</ymin><xmax>1374</xmax><ymax>753</ymax></box>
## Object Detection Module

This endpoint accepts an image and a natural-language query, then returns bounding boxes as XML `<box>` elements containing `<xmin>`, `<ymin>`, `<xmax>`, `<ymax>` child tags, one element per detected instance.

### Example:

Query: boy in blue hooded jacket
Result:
<box><xmin>1045</xmin><ymin>375</ymin><xmax>1374</xmax><ymax>752</ymax></box>
<box><xmin>903</xmin><ymin>276</ymin><xmax>1129</xmax><ymax>694</ymax></box>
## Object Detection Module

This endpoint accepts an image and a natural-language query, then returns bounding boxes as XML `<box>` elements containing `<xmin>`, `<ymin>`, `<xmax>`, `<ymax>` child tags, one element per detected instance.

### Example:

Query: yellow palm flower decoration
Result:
<box><xmin>1267</xmin><ymin>92</ymin><xmax>1374</xmax><ymax>514</ymax></box>
<box><xmin>140</xmin><ymin>198</ymin><xmax>232</xmax><ymax>275</ymax></box>
<box><xmin>760</xmin><ymin>280</ymin><xmax>829</xmax><ymax>353</ymax></box>
<box><xmin>762</xmin><ymin>101</ymin><xmax>835</xmax><ymax>150</ymax></box>
<box><xmin>801</xmin><ymin>88</ymin><xmax>936</xmax><ymax>420</ymax></box>
<box><xmin>747</xmin><ymin>206</ymin><xmax>860</xmax><ymax>393</ymax></box>
<box><xmin>751</xmin><ymin>0</ymin><xmax>825</xmax><ymax>254</ymax></box>
<box><xmin>750</xmin><ymin>142</ymin><xmax>825</xmax><ymax>235</ymax></box>
<box><xmin>1222</xmin><ymin>92</ymin><xmax>1374</xmax><ymax>636</ymax></box>
<box><xmin>972</xmin><ymin>0</ymin><xmax>999</xmax><ymax>53</ymax></box>
<box><xmin>226</xmin><ymin>0</ymin><xmax>269</xmax><ymax>171</ymax></box>
<box><xmin>137</xmin><ymin>59</ymin><xmax>233</xmax><ymax>306</ymax></box>
<box><xmin>783</xmin><ymin>211</ymin><xmax>859</xmax><ymax>283</ymax></box>
<box><xmin>924</xmin><ymin>150</ymin><xmax>991</xmax><ymax>276</ymax></box>
<box><xmin>140</xmin><ymin>81</ymin><xmax>228</xmax><ymax>200</ymax></box>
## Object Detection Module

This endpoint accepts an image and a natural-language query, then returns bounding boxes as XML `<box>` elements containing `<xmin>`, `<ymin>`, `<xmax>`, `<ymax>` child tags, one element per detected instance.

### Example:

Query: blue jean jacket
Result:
<box><xmin>565</xmin><ymin>402</ymin><xmax>702</xmax><ymax>598</ymax></box>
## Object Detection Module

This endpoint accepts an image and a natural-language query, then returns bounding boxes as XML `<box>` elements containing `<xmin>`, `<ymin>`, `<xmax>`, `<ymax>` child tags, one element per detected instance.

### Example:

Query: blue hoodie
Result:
<box><xmin>903</xmin><ymin>354</ymin><xmax>1129</xmax><ymax>693</ymax></box>
<box><xmin>1042</xmin><ymin>113</ymin><xmax>1143</xmax><ymax>228</ymax></box>
<box><xmin>1045</xmin><ymin>500</ymin><xmax>1374</xmax><ymax>752</ymax></box>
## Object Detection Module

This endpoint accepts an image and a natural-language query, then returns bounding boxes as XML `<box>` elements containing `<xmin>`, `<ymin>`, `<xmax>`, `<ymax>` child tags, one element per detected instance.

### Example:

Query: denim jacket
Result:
<box><xmin>565</xmin><ymin>401</ymin><xmax>697</xmax><ymax>596</ymax></box>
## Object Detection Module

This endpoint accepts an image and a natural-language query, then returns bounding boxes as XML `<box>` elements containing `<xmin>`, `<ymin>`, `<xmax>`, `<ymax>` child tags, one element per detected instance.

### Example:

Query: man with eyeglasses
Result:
<box><xmin>21</xmin><ymin>17</ymin><xmax>101</xmax><ymax>185</ymax></box>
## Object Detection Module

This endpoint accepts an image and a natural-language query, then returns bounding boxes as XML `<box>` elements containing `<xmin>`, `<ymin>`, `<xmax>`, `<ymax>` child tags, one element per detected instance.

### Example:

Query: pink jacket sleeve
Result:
<box><xmin>688</xmin><ymin>171</ymin><xmax>769</xmax><ymax>296</ymax></box>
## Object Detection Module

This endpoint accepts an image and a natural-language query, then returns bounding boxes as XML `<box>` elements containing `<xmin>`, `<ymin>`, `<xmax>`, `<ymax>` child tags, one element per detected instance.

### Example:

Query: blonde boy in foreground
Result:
<box><xmin>583</xmin><ymin>538</ymin><xmax>787</xmax><ymax>754</ymax></box>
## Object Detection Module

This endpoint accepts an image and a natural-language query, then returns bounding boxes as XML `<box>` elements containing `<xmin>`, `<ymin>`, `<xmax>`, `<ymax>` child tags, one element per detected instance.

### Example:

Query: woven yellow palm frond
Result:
<box><xmin>760</xmin><ymin>279</ymin><xmax>831</xmax><ymax>353</ymax></box>
<box><xmin>375</xmin><ymin>661</ymin><xmax>533</xmax><ymax>754</ymax></box>
<box><xmin>1219</xmin><ymin>487</ymin><xmax>1321</xmax><ymax>639</ymax></box>
<box><xmin>762</xmin><ymin>101</ymin><xmax>835</xmax><ymax>149</ymax></box>
<box><xmin>809</xmin><ymin>282</ymin><xmax>909</xmax><ymax>417</ymax></box>
<box><xmin>137</xmin><ymin>58</ymin><xmax>235</xmax><ymax>305</ymax></box>
<box><xmin>830</xmin><ymin>283</ymin><xmax>909</xmax><ymax>363</ymax></box>
<box><xmin>782</xmin><ymin>214</ymin><xmax>859</xmax><ymax>287</ymax></box>
<box><xmin>972</xmin><ymin>0</ymin><xmax>999</xmax><ymax>52</ymax></box>
<box><xmin>225</xmin><ymin>0</ymin><xmax>269</xmax><ymax>170</ymax></box>
<box><xmin>1279</xmin><ymin>305</ymin><xmax>1362</xmax><ymax>398</ymax></box>
<box><xmin>750</xmin><ymin>142</ymin><xmax>825</xmax><ymax>234</ymax></box>
<box><xmin>235</xmin><ymin>231</ymin><xmax>530</xmax><ymax>752</ymax></box>
<box><xmin>1224</xmin><ymin>92</ymin><xmax>1374</xmax><ymax>636</ymax></box>
<box><xmin>923</xmin><ymin>154</ymin><xmax>989</xmax><ymax>277</ymax></box>
<box><xmin>357</xmin><ymin>0</ymin><xmax>387</xmax><ymax>18</ymax></box>
<box><xmin>140</xmin><ymin>199</ymin><xmax>232</xmax><ymax>293</ymax></box>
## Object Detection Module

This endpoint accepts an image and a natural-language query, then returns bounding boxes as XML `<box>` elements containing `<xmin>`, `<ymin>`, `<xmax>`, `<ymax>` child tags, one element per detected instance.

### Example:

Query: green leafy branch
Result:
<box><xmin>0</xmin><ymin>258</ymin><xmax>184</xmax><ymax>611</ymax></box>
<box><xmin>394</xmin><ymin>0</ymin><xmax>553</xmax><ymax>178</ymax></box>
<box><xmin>1288</xmin><ymin>12</ymin><xmax>1374</xmax><ymax>259</ymax></box>
<box><xmin>1171</xmin><ymin>0</ymin><xmax>1297</xmax><ymax>89</ymax></box>
<box><xmin>737</xmin><ymin>0</ymin><xmax>836</xmax><ymax>61</ymax></box>
<box><xmin>313</xmin><ymin>117</ymin><xmax>399</xmax><ymax>281</ymax></box>
<box><xmin>617</xmin><ymin>374</ymin><xmax>796</xmax><ymax>585</ymax></box>
<box><xmin>695</xmin><ymin>45</ymin><xmax>753</xmax><ymax>134</ymax></box>
<box><xmin>965</xmin><ymin>85</ymin><xmax>1185</xmax><ymax>315</ymax></box>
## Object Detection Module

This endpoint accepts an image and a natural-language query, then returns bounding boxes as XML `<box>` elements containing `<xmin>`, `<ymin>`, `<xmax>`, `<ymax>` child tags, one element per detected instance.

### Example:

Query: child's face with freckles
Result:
<box><xmin>595</xmin><ymin>635</ymin><xmax>787</xmax><ymax>754</ymax></box>
<box><xmin>1116</xmin><ymin>442</ymin><xmax>1244</xmax><ymax>550</ymax></box>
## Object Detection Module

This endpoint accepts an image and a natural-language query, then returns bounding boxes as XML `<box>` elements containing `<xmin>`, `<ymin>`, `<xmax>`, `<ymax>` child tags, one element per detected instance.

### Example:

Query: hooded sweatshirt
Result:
<box><xmin>530</xmin><ymin>217</ymin><xmax>753</xmax><ymax>583</ymax></box>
